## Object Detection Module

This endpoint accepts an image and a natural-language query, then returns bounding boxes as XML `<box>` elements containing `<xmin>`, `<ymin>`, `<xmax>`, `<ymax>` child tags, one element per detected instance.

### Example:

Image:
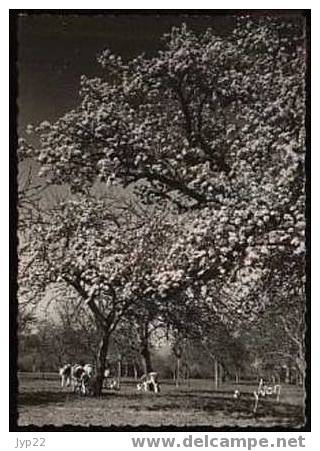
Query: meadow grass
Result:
<box><xmin>17</xmin><ymin>377</ymin><xmax>305</xmax><ymax>428</ymax></box>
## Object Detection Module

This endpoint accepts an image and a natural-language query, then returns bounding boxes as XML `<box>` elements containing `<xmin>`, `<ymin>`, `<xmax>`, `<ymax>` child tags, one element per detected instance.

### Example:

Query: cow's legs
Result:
<box><xmin>149</xmin><ymin>375</ymin><xmax>159</xmax><ymax>393</ymax></box>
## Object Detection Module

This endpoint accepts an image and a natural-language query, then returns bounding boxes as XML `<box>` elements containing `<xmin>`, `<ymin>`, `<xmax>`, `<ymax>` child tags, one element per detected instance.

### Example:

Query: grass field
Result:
<box><xmin>17</xmin><ymin>376</ymin><xmax>305</xmax><ymax>428</ymax></box>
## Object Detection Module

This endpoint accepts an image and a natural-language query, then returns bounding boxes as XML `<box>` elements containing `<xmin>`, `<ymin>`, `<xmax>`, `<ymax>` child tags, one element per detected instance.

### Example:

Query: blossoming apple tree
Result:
<box><xmin>19</xmin><ymin>16</ymin><xmax>306</xmax><ymax>393</ymax></box>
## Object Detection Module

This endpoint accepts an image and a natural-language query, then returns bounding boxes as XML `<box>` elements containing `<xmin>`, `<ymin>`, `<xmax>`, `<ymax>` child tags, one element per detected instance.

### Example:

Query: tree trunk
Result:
<box><xmin>187</xmin><ymin>366</ymin><xmax>191</xmax><ymax>389</ymax></box>
<box><xmin>175</xmin><ymin>357</ymin><xmax>181</xmax><ymax>387</ymax></box>
<box><xmin>285</xmin><ymin>365</ymin><xmax>290</xmax><ymax>384</ymax></box>
<box><xmin>94</xmin><ymin>330</ymin><xmax>110</xmax><ymax>396</ymax></box>
<box><xmin>139</xmin><ymin>321</ymin><xmax>153</xmax><ymax>374</ymax></box>
<box><xmin>141</xmin><ymin>344</ymin><xmax>153</xmax><ymax>374</ymax></box>
<box><xmin>219</xmin><ymin>363</ymin><xmax>224</xmax><ymax>385</ymax></box>
<box><xmin>133</xmin><ymin>362</ymin><xmax>138</xmax><ymax>380</ymax></box>
<box><xmin>214</xmin><ymin>359</ymin><xmax>219</xmax><ymax>390</ymax></box>
<box><xmin>297</xmin><ymin>367</ymin><xmax>301</xmax><ymax>385</ymax></box>
<box><xmin>117</xmin><ymin>356</ymin><xmax>122</xmax><ymax>386</ymax></box>
<box><xmin>296</xmin><ymin>355</ymin><xmax>306</xmax><ymax>387</ymax></box>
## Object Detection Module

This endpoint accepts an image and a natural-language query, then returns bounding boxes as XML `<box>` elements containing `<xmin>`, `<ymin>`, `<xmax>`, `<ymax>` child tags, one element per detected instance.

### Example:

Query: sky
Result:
<box><xmin>17</xmin><ymin>11</ymin><xmax>305</xmax><ymax>133</ymax></box>
<box><xmin>17</xmin><ymin>13</ymin><xmax>237</xmax><ymax>132</ymax></box>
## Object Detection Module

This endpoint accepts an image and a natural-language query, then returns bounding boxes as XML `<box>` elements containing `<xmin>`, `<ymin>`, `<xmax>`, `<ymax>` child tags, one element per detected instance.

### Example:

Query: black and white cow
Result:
<box><xmin>137</xmin><ymin>372</ymin><xmax>160</xmax><ymax>393</ymax></box>
<box><xmin>60</xmin><ymin>363</ymin><xmax>95</xmax><ymax>395</ymax></box>
<box><xmin>59</xmin><ymin>364</ymin><xmax>72</xmax><ymax>388</ymax></box>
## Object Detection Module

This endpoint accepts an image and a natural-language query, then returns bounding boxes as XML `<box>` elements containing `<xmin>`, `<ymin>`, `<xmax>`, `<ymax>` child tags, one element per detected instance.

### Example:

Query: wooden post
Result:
<box><xmin>219</xmin><ymin>363</ymin><xmax>224</xmax><ymax>385</ymax></box>
<box><xmin>253</xmin><ymin>391</ymin><xmax>259</xmax><ymax>413</ymax></box>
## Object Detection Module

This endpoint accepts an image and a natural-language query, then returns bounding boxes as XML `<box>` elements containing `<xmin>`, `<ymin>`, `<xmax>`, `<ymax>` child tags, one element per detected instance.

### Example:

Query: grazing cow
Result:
<box><xmin>60</xmin><ymin>363</ymin><xmax>95</xmax><ymax>395</ymax></box>
<box><xmin>59</xmin><ymin>363</ymin><xmax>94</xmax><ymax>395</ymax></box>
<box><xmin>137</xmin><ymin>372</ymin><xmax>160</xmax><ymax>393</ymax></box>
<box><xmin>59</xmin><ymin>364</ymin><xmax>72</xmax><ymax>388</ymax></box>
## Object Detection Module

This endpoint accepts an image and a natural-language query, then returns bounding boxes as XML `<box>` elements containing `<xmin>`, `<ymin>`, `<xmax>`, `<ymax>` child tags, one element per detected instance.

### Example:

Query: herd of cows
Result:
<box><xmin>59</xmin><ymin>363</ymin><xmax>281</xmax><ymax>413</ymax></box>
<box><xmin>59</xmin><ymin>363</ymin><xmax>160</xmax><ymax>396</ymax></box>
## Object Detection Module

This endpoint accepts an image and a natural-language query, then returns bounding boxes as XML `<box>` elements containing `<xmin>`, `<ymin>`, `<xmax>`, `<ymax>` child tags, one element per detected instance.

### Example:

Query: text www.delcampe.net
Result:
<box><xmin>131</xmin><ymin>435</ymin><xmax>306</xmax><ymax>450</ymax></box>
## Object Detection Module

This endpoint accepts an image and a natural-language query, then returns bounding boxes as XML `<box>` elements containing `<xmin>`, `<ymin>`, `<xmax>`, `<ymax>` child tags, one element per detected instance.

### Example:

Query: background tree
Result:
<box><xmin>19</xmin><ymin>196</ymin><xmax>202</xmax><ymax>392</ymax></box>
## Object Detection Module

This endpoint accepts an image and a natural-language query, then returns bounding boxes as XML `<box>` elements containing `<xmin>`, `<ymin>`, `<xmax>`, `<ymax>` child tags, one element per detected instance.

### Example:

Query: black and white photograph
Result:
<box><xmin>11</xmin><ymin>10</ymin><xmax>309</xmax><ymax>430</ymax></box>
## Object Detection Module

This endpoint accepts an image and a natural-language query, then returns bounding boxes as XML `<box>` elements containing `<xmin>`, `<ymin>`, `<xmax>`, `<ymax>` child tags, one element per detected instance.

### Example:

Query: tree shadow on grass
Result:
<box><xmin>18</xmin><ymin>391</ymin><xmax>72</xmax><ymax>407</ymax></box>
<box><xmin>201</xmin><ymin>395</ymin><xmax>303</xmax><ymax>418</ymax></box>
<box><xmin>131</xmin><ymin>392</ymin><xmax>304</xmax><ymax>425</ymax></box>
<box><xmin>18</xmin><ymin>390</ymin><xmax>118</xmax><ymax>407</ymax></box>
<box><xmin>18</xmin><ymin>388</ymin><xmax>304</xmax><ymax>426</ymax></box>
